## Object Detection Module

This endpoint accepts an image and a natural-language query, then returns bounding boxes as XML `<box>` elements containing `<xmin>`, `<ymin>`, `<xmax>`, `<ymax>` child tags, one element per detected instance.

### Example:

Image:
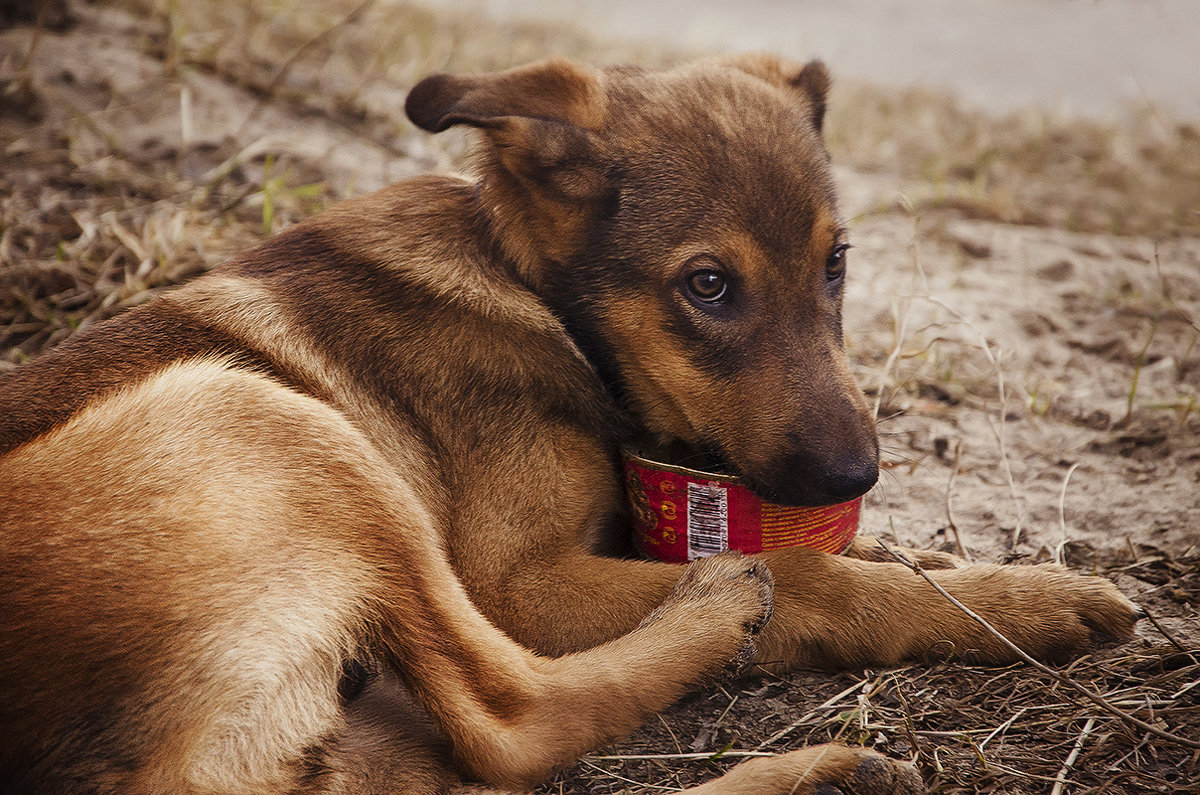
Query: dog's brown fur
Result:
<box><xmin>0</xmin><ymin>56</ymin><xmax>1138</xmax><ymax>794</ymax></box>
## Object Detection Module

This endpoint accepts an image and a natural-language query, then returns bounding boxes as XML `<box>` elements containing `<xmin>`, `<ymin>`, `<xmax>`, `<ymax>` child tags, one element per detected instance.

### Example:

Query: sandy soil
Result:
<box><xmin>1</xmin><ymin>1</ymin><xmax>1197</xmax><ymax>791</ymax></box>
<box><xmin>841</xmin><ymin>183</ymin><xmax>1200</xmax><ymax>565</ymax></box>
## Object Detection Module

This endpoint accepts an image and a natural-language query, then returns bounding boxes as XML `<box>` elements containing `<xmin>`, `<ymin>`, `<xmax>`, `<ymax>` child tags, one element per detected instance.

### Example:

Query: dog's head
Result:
<box><xmin>406</xmin><ymin>57</ymin><xmax>878</xmax><ymax>507</ymax></box>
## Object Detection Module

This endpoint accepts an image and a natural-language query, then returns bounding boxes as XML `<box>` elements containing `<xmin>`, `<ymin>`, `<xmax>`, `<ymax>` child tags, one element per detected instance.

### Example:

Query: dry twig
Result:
<box><xmin>234</xmin><ymin>0</ymin><xmax>377</xmax><ymax>137</ymax></box>
<box><xmin>942</xmin><ymin>438</ymin><xmax>971</xmax><ymax>561</ymax></box>
<box><xmin>1049</xmin><ymin>716</ymin><xmax>1095</xmax><ymax>795</ymax></box>
<box><xmin>1053</xmin><ymin>461</ymin><xmax>1081</xmax><ymax>566</ymax></box>
<box><xmin>755</xmin><ymin>679</ymin><xmax>864</xmax><ymax>749</ymax></box>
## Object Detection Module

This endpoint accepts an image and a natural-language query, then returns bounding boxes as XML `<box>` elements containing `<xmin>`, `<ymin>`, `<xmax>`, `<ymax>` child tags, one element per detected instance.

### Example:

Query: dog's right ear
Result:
<box><xmin>405</xmin><ymin>59</ymin><xmax>608</xmax><ymax>201</ymax></box>
<box><xmin>719</xmin><ymin>54</ymin><xmax>830</xmax><ymax>135</ymax></box>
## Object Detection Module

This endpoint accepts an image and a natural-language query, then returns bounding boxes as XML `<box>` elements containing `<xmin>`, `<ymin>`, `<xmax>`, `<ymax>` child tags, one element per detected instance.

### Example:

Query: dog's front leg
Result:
<box><xmin>841</xmin><ymin>534</ymin><xmax>966</xmax><ymax>569</ymax></box>
<box><xmin>487</xmin><ymin>551</ymin><xmax>696</xmax><ymax>655</ymax></box>
<box><xmin>490</xmin><ymin>546</ymin><xmax>1138</xmax><ymax>671</ymax></box>
<box><xmin>751</xmin><ymin>547</ymin><xmax>1141</xmax><ymax>669</ymax></box>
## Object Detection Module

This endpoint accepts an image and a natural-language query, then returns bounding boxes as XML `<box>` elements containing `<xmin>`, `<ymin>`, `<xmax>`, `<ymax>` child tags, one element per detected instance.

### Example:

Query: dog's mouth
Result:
<box><xmin>630</xmin><ymin>439</ymin><xmax>736</xmax><ymax>477</ymax></box>
<box><xmin>631</xmin><ymin>437</ymin><xmax>878</xmax><ymax>509</ymax></box>
<box><xmin>627</xmin><ymin>440</ymin><xmax>780</xmax><ymax>500</ymax></box>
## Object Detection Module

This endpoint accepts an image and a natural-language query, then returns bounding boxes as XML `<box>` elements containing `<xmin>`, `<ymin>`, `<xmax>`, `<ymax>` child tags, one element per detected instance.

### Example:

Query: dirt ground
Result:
<box><xmin>1</xmin><ymin>1</ymin><xmax>1197</xmax><ymax>792</ymax></box>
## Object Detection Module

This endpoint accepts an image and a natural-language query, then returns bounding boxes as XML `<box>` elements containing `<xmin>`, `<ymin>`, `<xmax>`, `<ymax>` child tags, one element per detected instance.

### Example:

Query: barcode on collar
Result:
<box><xmin>686</xmin><ymin>481</ymin><xmax>728</xmax><ymax>559</ymax></box>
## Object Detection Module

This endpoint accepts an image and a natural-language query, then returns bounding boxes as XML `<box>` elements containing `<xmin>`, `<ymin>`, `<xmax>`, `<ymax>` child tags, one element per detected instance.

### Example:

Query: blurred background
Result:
<box><xmin>441</xmin><ymin>0</ymin><xmax>1200</xmax><ymax>121</ymax></box>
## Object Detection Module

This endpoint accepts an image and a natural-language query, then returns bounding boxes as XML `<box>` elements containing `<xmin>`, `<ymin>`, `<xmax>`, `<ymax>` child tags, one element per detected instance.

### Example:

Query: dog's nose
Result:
<box><xmin>755</xmin><ymin>448</ymin><xmax>879</xmax><ymax>507</ymax></box>
<box><xmin>819</xmin><ymin>459</ymin><xmax>879</xmax><ymax>503</ymax></box>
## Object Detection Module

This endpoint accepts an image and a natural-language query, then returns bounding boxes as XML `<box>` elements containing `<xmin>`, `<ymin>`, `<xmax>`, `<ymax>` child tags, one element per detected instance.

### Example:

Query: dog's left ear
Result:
<box><xmin>721</xmin><ymin>54</ymin><xmax>830</xmax><ymax>135</ymax></box>
<box><xmin>405</xmin><ymin>59</ymin><xmax>607</xmax><ymax>201</ymax></box>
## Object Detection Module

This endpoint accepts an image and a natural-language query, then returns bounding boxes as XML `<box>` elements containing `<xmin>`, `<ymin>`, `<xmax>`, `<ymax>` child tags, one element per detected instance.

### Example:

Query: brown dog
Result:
<box><xmin>0</xmin><ymin>56</ymin><xmax>1138</xmax><ymax>794</ymax></box>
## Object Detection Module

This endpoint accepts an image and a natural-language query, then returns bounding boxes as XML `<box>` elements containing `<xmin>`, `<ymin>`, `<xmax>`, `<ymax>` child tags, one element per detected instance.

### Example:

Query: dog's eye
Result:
<box><xmin>826</xmin><ymin>244</ymin><xmax>850</xmax><ymax>282</ymax></box>
<box><xmin>687</xmin><ymin>269</ymin><xmax>728</xmax><ymax>302</ymax></box>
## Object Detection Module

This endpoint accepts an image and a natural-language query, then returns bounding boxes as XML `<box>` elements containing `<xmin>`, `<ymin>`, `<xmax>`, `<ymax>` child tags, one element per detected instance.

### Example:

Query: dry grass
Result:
<box><xmin>556</xmin><ymin>630</ymin><xmax>1200</xmax><ymax>793</ymax></box>
<box><xmin>1</xmin><ymin>2</ymin><xmax>1197</xmax><ymax>792</ymax></box>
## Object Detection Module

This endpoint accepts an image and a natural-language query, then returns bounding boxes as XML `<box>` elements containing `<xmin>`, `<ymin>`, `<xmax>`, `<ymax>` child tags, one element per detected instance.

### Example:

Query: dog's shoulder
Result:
<box><xmin>0</xmin><ymin>174</ymin><xmax>618</xmax><ymax>456</ymax></box>
<box><xmin>226</xmin><ymin>175</ymin><xmax>621</xmax><ymax>437</ymax></box>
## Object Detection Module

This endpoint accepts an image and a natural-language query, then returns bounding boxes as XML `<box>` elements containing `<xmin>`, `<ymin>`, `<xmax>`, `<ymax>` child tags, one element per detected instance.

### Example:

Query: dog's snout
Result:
<box><xmin>740</xmin><ymin>403</ymin><xmax>880</xmax><ymax>507</ymax></box>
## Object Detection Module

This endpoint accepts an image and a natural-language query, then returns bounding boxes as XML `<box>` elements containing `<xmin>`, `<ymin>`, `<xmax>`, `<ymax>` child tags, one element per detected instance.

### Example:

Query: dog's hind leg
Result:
<box><xmin>1</xmin><ymin>363</ymin><xmax>376</xmax><ymax>794</ymax></box>
<box><xmin>681</xmin><ymin>745</ymin><xmax>923</xmax><ymax>794</ymax></box>
<box><xmin>2</xmin><ymin>360</ymin><xmax>770</xmax><ymax>792</ymax></box>
<box><xmin>448</xmin><ymin>745</ymin><xmax>922</xmax><ymax>795</ymax></box>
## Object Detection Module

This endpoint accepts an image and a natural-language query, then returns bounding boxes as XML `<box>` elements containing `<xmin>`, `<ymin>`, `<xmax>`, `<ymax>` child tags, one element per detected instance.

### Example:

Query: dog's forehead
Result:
<box><xmin>607</xmin><ymin>63</ymin><xmax>820</xmax><ymax>148</ymax></box>
<box><xmin>604</xmin><ymin>66</ymin><xmax>838</xmax><ymax>263</ymax></box>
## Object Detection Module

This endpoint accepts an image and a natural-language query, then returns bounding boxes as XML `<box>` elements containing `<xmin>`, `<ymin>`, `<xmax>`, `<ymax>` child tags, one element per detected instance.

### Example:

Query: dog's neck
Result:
<box><xmin>472</xmin><ymin>166</ymin><xmax>603</xmax><ymax>296</ymax></box>
<box><xmin>475</xmin><ymin>181</ymin><xmax>544</xmax><ymax>292</ymax></box>
<box><xmin>466</xmin><ymin>179</ymin><xmax>629</xmax><ymax>430</ymax></box>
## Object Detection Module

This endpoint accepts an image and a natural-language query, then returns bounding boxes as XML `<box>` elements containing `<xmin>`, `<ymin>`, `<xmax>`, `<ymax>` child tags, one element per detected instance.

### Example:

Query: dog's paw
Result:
<box><xmin>689</xmin><ymin>553</ymin><xmax>774</xmax><ymax>671</ymax></box>
<box><xmin>811</xmin><ymin>751</ymin><xmax>925</xmax><ymax>795</ymax></box>
<box><xmin>933</xmin><ymin>564</ymin><xmax>1142</xmax><ymax>664</ymax></box>
<box><xmin>675</xmin><ymin>551</ymin><xmax>775</xmax><ymax>633</ymax></box>
<box><xmin>641</xmin><ymin>552</ymin><xmax>774</xmax><ymax>672</ymax></box>
<box><xmin>838</xmin><ymin>752</ymin><xmax>924</xmax><ymax>795</ymax></box>
<box><xmin>1036</xmin><ymin>568</ymin><xmax>1143</xmax><ymax>654</ymax></box>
